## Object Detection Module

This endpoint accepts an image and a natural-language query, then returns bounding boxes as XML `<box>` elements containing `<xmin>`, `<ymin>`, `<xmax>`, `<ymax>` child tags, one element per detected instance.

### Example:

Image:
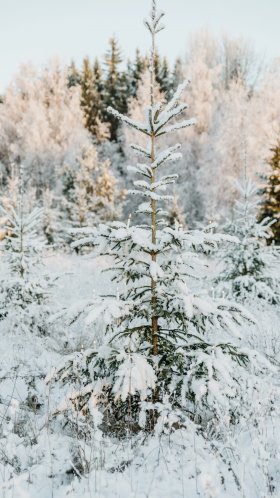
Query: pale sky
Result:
<box><xmin>0</xmin><ymin>0</ymin><xmax>280</xmax><ymax>91</ymax></box>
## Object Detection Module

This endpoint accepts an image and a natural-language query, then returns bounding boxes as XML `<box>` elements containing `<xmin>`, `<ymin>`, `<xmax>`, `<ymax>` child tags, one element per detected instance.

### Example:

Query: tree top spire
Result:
<box><xmin>144</xmin><ymin>0</ymin><xmax>165</xmax><ymax>36</ymax></box>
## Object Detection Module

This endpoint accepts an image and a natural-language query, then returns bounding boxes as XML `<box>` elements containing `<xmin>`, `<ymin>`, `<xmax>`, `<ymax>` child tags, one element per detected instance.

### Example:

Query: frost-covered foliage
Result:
<box><xmin>118</xmin><ymin>32</ymin><xmax>280</xmax><ymax>227</ymax></box>
<box><xmin>216</xmin><ymin>175</ymin><xmax>280</xmax><ymax>304</ymax></box>
<box><xmin>166</xmin><ymin>36</ymin><xmax>280</xmax><ymax>224</ymax></box>
<box><xmin>0</xmin><ymin>59</ymin><xmax>90</xmax><ymax>193</ymax></box>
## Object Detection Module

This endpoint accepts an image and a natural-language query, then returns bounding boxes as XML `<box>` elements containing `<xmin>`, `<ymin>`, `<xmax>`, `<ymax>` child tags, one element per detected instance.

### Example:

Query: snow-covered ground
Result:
<box><xmin>0</xmin><ymin>251</ymin><xmax>279</xmax><ymax>498</ymax></box>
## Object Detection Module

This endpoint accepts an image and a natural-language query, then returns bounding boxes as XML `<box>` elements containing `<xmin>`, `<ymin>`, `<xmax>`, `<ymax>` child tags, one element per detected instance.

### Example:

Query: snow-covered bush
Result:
<box><xmin>0</xmin><ymin>172</ymin><xmax>53</xmax><ymax>335</ymax></box>
<box><xmin>216</xmin><ymin>175</ymin><xmax>280</xmax><ymax>304</ymax></box>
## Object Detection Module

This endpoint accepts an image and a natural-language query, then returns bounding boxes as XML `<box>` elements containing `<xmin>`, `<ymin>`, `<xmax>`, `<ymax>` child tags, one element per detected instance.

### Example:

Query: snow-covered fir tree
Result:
<box><xmin>216</xmin><ymin>167</ymin><xmax>280</xmax><ymax>304</ymax></box>
<box><xmin>127</xmin><ymin>49</ymin><xmax>149</xmax><ymax>98</ymax></box>
<box><xmin>48</xmin><ymin>1</ymin><xmax>262</xmax><ymax>437</ymax></box>
<box><xmin>0</xmin><ymin>168</ymin><xmax>52</xmax><ymax>335</ymax></box>
<box><xmin>103</xmin><ymin>37</ymin><xmax>128</xmax><ymax>141</ymax></box>
<box><xmin>158</xmin><ymin>56</ymin><xmax>173</xmax><ymax>98</ymax></box>
<box><xmin>80</xmin><ymin>57</ymin><xmax>110</xmax><ymax>142</ymax></box>
<box><xmin>0</xmin><ymin>164</ymin><xmax>36</xmax><ymax>238</ymax></box>
<box><xmin>80</xmin><ymin>57</ymin><xmax>100</xmax><ymax>136</ymax></box>
<box><xmin>68</xmin><ymin>60</ymin><xmax>81</xmax><ymax>87</ymax></box>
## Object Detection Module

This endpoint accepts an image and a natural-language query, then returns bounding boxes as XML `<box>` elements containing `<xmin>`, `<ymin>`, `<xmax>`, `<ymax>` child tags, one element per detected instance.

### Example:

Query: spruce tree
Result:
<box><xmin>216</xmin><ymin>173</ymin><xmax>280</xmax><ymax>304</ymax></box>
<box><xmin>103</xmin><ymin>36</ymin><xmax>128</xmax><ymax>140</ymax></box>
<box><xmin>68</xmin><ymin>60</ymin><xmax>81</xmax><ymax>87</ymax></box>
<box><xmin>93</xmin><ymin>58</ymin><xmax>103</xmax><ymax>92</ymax></box>
<box><xmin>50</xmin><ymin>1</ymin><xmax>255</xmax><ymax>436</ymax></box>
<box><xmin>159</xmin><ymin>56</ymin><xmax>173</xmax><ymax>98</ymax></box>
<box><xmin>80</xmin><ymin>57</ymin><xmax>96</xmax><ymax>135</ymax></box>
<box><xmin>259</xmin><ymin>140</ymin><xmax>280</xmax><ymax>244</ymax></box>
<box><xmin>173</xmin><ymin>57</ymin><xmax>185</xmax><ymax>90</ymax></box>
<box><xmin>79</xmin><ymin>57</ymin><xmax>108</xmax><ymax>141</ymax></box>
<box><xmin>153</xmin><ymin>52</ymin><xmax>173</xmax><ymax>98</ymax></box>
<box><xmin>127</xmin><ymin>49</ymin><xmax>149</xmax><ymax>98</ymax></box>
<box><xmin>0</xmin><ymin>168</ymin><xmax>52</xmax><ymax>334</ymax></box>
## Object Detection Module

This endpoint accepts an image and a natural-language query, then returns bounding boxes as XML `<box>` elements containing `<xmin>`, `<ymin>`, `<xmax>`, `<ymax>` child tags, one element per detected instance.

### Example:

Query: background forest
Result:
<box><xmin>0</xmin><ymin>30</ymin><xmax>279</xmax><ymax>238</ymax></box>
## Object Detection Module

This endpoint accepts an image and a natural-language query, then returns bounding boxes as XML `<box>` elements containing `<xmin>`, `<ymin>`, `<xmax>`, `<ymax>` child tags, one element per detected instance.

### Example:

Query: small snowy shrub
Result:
<box><xmin>0</xmin><ymin>173</ymin><xmax>53</xmax><ymax>335</ymax></box>
<box><xmin>216</xmin><ymin>176</ymin><xmax>280</xmax><ymax>304</ymax></box>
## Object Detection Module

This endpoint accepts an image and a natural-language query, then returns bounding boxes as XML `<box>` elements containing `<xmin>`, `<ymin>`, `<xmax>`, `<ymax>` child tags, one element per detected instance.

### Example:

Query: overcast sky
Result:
<box><xmin>0</xmin><ymin>0</ymin><xmax>279</xmax><ymax>91</ymax></box>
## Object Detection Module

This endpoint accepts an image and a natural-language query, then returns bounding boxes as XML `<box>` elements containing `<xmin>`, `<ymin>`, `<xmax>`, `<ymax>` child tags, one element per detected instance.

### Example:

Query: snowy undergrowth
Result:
<box><xmin>0</xmin><ymin>252</ymin><xmax>279</xmax><ymax>498</ymax></box>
